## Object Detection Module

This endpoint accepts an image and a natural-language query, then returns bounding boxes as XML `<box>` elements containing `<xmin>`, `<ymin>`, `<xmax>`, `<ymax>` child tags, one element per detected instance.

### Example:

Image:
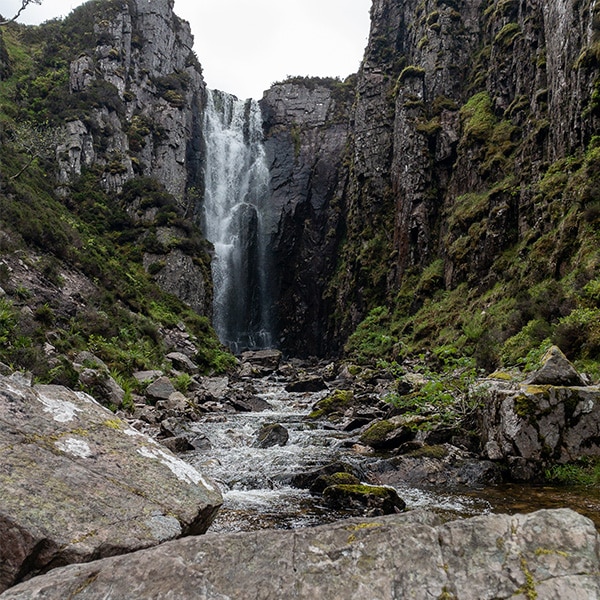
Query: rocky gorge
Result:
<box><xmin>1</xmin><ymin>0</ymin><xmax>600</xmax><ymax>596</ymax></box>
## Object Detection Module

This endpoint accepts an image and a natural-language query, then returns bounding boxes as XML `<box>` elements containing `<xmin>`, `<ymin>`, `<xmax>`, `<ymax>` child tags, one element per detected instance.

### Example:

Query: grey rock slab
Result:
<box><xmin>0</xmin><ymin>375</ymin><xmax>222</xmax><ymax>592</ymax></box>
<box><xmin>1</xmin><ymin>509</ymin><xmax>599</xmax><ymax>599</ymax></box>
<box><xmin>526</xmin><ymin>345</ymin><xmax>586</xmax><ymax>387</ymax></box>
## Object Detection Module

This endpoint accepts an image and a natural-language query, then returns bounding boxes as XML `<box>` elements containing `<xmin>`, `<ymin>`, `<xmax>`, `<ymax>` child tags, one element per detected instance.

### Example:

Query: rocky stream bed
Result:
<box><xmin>2</xmin><ymin>347</ymin><xmax>600</xmax><ymax>597</ymax></box>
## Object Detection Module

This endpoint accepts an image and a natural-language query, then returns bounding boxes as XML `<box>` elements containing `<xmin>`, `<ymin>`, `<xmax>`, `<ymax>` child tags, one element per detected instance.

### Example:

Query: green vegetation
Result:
<box><xmin>544</xmin><ymin>458</ymin><xmax>600</xmax><ymax>487</ymax></box>
<box><xmin>0</xmin><ymin>12</ymin><xmax>234</xmax><ymax>384</ymax></box>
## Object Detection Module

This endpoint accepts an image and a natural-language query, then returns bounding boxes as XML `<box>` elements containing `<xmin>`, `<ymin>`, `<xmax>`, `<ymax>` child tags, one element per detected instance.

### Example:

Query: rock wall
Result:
<box><xmin>59</xmin><ymin>0</ymin><xmax>206</xmax><ymax>202</ymax></box>
<box><xmin>53</xmin><ymin>0</ymin><xmax>211</xmax><ymax>315</ymax></box>
<box><xmin>261</xmin><ymin>79</ymin><xmax>354</xmax><ymax>355</ymax></box>
<box><xmin>267</xmin><ymin>0</ymin><xmax>600</xmax><ymax>355</ymax></box>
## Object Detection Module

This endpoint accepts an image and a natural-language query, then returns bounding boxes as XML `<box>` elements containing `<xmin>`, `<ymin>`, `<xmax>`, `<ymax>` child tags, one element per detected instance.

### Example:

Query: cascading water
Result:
<box><xmin>202</xmin><ymin>89</ymin><xmax>274</xmax><ymax>353</ymax></box>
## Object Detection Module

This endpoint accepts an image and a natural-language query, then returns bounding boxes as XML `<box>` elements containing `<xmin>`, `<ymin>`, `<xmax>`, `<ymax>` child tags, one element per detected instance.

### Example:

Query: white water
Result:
<box><xmin>188</xmin><ymin>376</ymin><xmax>491</xmax><ymax>533</ymax></box>
<box><xmin>202</xmin><ymin>90</ymin><xmax>274</xmax><ymax>352</ymax></box>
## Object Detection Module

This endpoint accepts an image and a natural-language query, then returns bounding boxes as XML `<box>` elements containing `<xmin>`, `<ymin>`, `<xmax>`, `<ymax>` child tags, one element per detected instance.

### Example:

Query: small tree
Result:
<box><xmin>8</xmin><ymin>121</ymin><xmax>66</xmax><ymax>180</ymax></box>
<box><xmin>0</xmin><ymin>0</ymin><xmax>43</xmax><ymax>26</ymax></box>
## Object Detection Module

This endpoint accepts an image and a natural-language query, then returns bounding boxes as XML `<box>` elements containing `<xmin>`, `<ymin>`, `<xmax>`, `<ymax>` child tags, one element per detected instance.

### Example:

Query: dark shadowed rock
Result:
<box><xmin>359</xmin><ymin>415</ymin><xmax>423</xmax><ymax>450</ymax></box>
<box><xmin>286</xmin><ymin>376</ymin><xmax>328</xmax><ymax>393</ymax></box>
<box><xmin>2</xmin><ymin>509</ymin><xmax>598</xmax><ymax>599</ymax></box>
<box><xmin>0</xmin><ymin>374</ymin><xmax>222</xmax><ymax>593</ymax></box>
<box><xmin>322</xmin><ymin>483</ymin><xmax>406</xmax><ymax>515</ymax></box>
<box><xmin>253</xmin><ymin>423</ymin><xmax>289</xmax><ymax>448</ymax></box>
<box><xmin>291</xmin><ymin>461</ymin><xmax>365</xmax><ymax>490</ymax></box>
<box><xmin>309</xmin><ymin>472</ymin><xmax>361</xmax><ymax>495</ymax></box>
<box><xmin>372</xmin><ymin>445</ymin><xmax>504</xmax><ymax>489</ymax></box>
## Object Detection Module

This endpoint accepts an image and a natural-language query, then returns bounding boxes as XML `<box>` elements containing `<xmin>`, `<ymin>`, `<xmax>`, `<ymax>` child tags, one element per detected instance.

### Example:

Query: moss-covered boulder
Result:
<box><xmin>322</xmin><ymin>483</ymin><xmax>406</xmax><ymax>515</ymax></box>
<box><xmin>477</xmin><ymin>356</ymin><xmax>600</xmax><ymax>480</ymax></box>
<box><xmin>309</xmin><ymin>471</ymin><xmax>361</xmax><ymax>495</ymax></box>
<box><xmin>307</xmin><ymin>389</ymin><xmax>355</xmax><ymax>420</ymax></box>
<box><xmin>359</xmin><ymin>415</ymin><xmax>429</xmax><ymax>450</ymax></box>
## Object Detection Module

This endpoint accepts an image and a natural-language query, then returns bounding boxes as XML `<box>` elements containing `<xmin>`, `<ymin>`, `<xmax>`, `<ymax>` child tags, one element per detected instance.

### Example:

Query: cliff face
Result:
<box><xmin>260</xmin><ymin>79</ymin><xmax>354</xmax><ymax>355</ymax></box>
<box><xmin>269</xmin><ymin>0</ymin><xmax>600</xmax><ymax>360</ymax></box>
<box><xmin>54</xmin><ymin>0</ymin><xmax>212</xmax><ymax>316</ymax></box>
<box><xmin>59</xmin><ymin>0</ymin><xmax>205</xmax><ymax>201</ymax></box>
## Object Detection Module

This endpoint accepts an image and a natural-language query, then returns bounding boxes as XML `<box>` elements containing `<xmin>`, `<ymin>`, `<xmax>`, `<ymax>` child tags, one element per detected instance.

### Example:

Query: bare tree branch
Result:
<box><xmin>9</xmin><ymin>121</ymin><xmax>67</xmax><ymax>180</ymax></box>
<box><xmin>0</xmin><ymin>0</ymin><xmax>43</xmax><ymax>26</ymax></box>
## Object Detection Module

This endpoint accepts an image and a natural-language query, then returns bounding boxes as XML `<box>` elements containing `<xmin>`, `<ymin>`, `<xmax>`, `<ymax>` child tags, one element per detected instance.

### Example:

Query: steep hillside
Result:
<box><xmin>0</xmin><ymin>0</ymin><xmax>234</xmax><ymax>390</ymax></box>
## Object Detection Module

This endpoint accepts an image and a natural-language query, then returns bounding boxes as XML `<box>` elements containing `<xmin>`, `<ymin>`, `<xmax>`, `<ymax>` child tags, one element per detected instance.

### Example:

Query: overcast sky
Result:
<box><xmin>3</xmin><ymin>0</ymin><xmax>372</xmax><ymax>99</ymax></box>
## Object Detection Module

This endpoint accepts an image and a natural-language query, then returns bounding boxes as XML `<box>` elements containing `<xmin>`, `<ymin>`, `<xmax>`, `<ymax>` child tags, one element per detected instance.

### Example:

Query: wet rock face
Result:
<box><xmin>261</xmin><ymin>81</ymin><xmax>354</xmax><ymax>356</ymax></box>
<box><xmin>0</xmin><ymin>374</ymin><xmax>221</xmax><ymax>593</ymax></box>
<box><xmin>2</xmin><ymin>509</ymin><xmax>599</xmax><ymax>599</ymax></box>
<box><xmin>264</xmin><ymin>0</ymin><xmax>600</xmax><ymax>353</ymax></box>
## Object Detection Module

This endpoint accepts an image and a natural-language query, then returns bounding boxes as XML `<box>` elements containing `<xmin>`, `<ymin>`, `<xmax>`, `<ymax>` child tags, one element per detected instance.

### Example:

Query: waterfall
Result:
<box><xmin>202</xmin><ymin>89</ymin><xmax>274</xmax><ymax>353</ymax></box>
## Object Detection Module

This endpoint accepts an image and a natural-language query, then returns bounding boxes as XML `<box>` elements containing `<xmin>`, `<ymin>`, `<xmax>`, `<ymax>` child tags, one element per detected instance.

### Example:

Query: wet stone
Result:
<box><xmin>253</xmin><ymin>423</ymin><xmax>289</xmax><ymax>448</ymax></box>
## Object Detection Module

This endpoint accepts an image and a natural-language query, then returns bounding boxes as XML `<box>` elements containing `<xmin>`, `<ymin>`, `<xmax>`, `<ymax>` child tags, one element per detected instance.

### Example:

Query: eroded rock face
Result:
<box><xmin>261</xmin><ymin>81</ymin><xmax>354</xmax><ymax>355</ymax></box>
<box><xmin>1</xmin><ymin>509</ymin><xmax>598</xmax><ymax>599</ymax></box>
<box><xmin>478</xmin><ymin>352</ymin><xmax>600</xmax><ymax>479</ymax></box>
<box><xmin>0</xmin><ymin>374</ymin><xmax>222</xmax><ymax>592</ymax></box>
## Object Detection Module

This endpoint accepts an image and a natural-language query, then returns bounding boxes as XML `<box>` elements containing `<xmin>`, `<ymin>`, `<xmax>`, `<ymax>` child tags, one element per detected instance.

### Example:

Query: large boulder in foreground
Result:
<box><xmin>1</xmin><ymin>509</ymin><xmax>598</xmax><ymax>599</ymax></box>
<box><xmin>0</xmin><ymin>374</ymin><xmax>222</xmax><ymax>593</ymax></box>
<box><xmin>478</xmin><ymin>347</ymin><xmax>600</xmax><ymax>480</ymax></box>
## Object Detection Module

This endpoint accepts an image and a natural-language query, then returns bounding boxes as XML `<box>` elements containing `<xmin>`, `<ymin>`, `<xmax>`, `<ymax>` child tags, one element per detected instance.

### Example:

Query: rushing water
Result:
<box><xmin>184</xmin><ymin>371</ymin><xmax>600</xmax><ymax>533</ymax></box>
<box><xmin>187</xmin><ymin>374</ymin><xmax>493</xmax><ymax>533</ymax></box>
<box><xmin>202</xmin><ymin>90</ymin><xmax>274</xmax><ymax>352</ymax></box>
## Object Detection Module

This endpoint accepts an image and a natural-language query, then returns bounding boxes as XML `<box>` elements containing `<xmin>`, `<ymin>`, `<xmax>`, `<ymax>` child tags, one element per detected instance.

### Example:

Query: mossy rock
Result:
<box><xmin>322</xmin><ymin>484</ymin><xmax>406</xmax><ymax>515</ymax></box>
<box><xmin>359</xmin><ymin>416</ymin><xmax>420</xmax><ymax>450</ymax></box>
<box><xmin>310</xmin><ymin>472</ymin><xmax>361</xmax><ymax>495</ymax></box>
<box><xmin>405</xmin><ymin>444</ymin><xmax>449</xmax><ymax>459</ymax></box>
<box><xmin>308</xmin><ymin>389</ymin><xmax>355</xmax><ymax>420</ymax></box>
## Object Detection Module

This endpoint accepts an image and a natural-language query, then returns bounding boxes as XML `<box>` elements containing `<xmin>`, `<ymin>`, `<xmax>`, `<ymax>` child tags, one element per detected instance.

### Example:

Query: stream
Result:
<box><xmin>185</xmin><ymin>371</ymin><xmax>530</xmax><ymax>533</ymax></box>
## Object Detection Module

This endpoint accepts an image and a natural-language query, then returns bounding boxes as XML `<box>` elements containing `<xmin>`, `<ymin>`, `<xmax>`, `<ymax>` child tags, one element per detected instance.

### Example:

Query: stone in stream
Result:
<box><xmin>253</xmin><ymin>423</ymin><xmax>289</xmax><ymax>448</ymax></box>
<box><xmin>285</xmin><ymin>375</ymin><xmax>328</xmax><ymax>393</ymax></box>
<box><xmin>0</xmin><ymin>374</ymin><xmax>222</xmax><ymax>593</ymax></box>
<box><xmin>322</xmin><ymin>483</ymin><xmax>406</xmax><ymax>515</ymax></box>
<box><xmin>240</xmin><ymin>350</ymin><xmax>282</xmax><ymax>377</ymax></box>
<box><xmin>2</xmin><ymin>509</ymin><xmax>598</xmax><ymax>599</ymax></box>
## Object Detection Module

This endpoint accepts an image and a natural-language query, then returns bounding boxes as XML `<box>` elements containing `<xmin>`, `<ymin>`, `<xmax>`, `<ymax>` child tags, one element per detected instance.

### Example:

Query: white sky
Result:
<box><xmin>2</xmin><ymin>0</ymin><xmax>372</xmax><ymax>99</ymax></box>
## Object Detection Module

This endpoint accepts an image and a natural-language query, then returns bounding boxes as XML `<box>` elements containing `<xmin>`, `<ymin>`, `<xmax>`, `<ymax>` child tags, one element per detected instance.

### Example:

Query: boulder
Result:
<box><xmin>145</xmin><ymin>376</ymin><xmax>177</xmax><ymax>403</ymax></box>
<box><xmin>307</xmin><ymin>389</ymin><xmax>355</xmax><ymax>420</ymax></box>
<box><xmin>358</xmin><ymin>415</ymin><xmax>427</xmax><ymax>450</ymax></box>
<box><xmin>240</xmin><ymin>350</ymin><xmax>282</xmax><ymax>376</ymax></box>
<box><xmin>166</xmin><ymin>352</ymin><xmax>199</xmax><ymax>375</ymax></box>
<box><xmin>526</xmin><ymin>345</ymin><xmax>586</xmax><ymax>386</ymax></box>
<box><xmin>2</xmin><ymin>509</ymin><xmax>598</xmax><ymax>599</ymax></box>
<box><xmin>0</xmin><ymin>374</ymin><xmax>222</xmax><ymax>592</ymax></box>
<box><xmin>78</xmin><ymin>368</ymin><xmax>125</xmax><ymax>409</ymax></box>
<box><xmin>285</xmin><ymin>375</ymin><xmax>327</xmax><ymax>393</ymax></box>
<box><xmin>477</xmin><ymin>375</ymin><xmax>600</xmax><ymax>480</ymax></box>
<box><xmin>309</xmin><ymin>471</ymin><xmax>361</xmax><ymax>495</ymax></box>
<box><xmin>133</xmin><ymin>369</ymin><xmax>163</xmax><ymax>384</ymax></box>
<box><xmin>253</xmin><ymin>423</ymin><xmax>289</xmax><ymax>448</ymax></box>
<box><xmin>372</xmin><ymin>444</ymin><xmax>504</xmax><ymax>489</ymax></box>
<box><xmin>322</xmin><ymin>483</ymin><xmax>406</xmax><ymax>515</ymax></box>
<box><xmin>291</xmin><ymin>461</ymin><xmax>365</xmax><ymax>490</ymax></box>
